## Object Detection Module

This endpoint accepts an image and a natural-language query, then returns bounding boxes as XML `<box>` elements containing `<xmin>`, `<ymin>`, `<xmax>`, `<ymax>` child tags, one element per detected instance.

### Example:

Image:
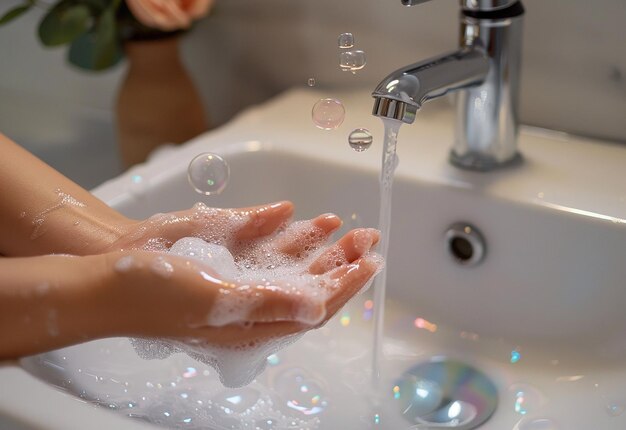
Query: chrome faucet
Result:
<box><xmin>372</xmin><ymin>0</ymin><xmax>525</xmax><ymax>171</ymax></box>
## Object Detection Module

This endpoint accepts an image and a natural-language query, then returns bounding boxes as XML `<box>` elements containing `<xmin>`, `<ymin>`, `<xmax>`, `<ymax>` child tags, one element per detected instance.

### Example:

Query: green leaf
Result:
<box><xmin>0</xmin><ymin>4</ymin><xmax>31</xmax><ymax>26</ymax></box>
<box><xmin>68</xmin><ymin>6</ymin><xmax>122</xmax><ymax>71</ymax></box>
<box><xmin>38</xmin><ymin>3</ymin><xmax>92</xmax><ymax>47</ymax></box>
<box><xmin>81</xmin><ymin>0</ymin><xmax>110</xmax><ymax>13</ymax></box>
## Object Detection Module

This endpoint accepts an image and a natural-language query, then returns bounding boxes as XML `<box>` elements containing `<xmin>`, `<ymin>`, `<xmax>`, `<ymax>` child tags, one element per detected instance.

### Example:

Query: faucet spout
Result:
<box><xmin>372</xmin><ymin>1</ymin><xmax>525</xmax><ymax>171</ymax></box>
<box><xmin>372</xmin><ymin>48</ymin><xmax>489</xmax><ymax>124</ymax></box>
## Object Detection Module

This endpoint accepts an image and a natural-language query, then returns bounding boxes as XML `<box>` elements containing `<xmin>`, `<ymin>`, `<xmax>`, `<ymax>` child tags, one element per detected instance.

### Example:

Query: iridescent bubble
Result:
<box><xmin>515</xmin><ymin>418</ymin><xmax>561</xmax><ymax>430</ymax></box>
<box><xmin>339</xmin><ymin>50</ymin><xmax>366</xmax><ymax>73</ymax></box>
<box><xmin>348</xmin><ymin>128</ymin><xmax>373</xmax><ymax>152</ymax></box>
<box><xmin>312</xmin><ymin>98</ymin><xmax>345</xmax><ymax>130</ymax></box>
<box><xmin>338</xmin><ymin>32</ymin><xmax>354</xmax><ymax>49</ymax></box>
<box><xmin>509</xmin><ymin>384</ymin><xmax>545</xmax><ymax>416</ymax></box>
<box><xmin>187</xmin><ymin>152</ymin><xmax>230</xmax><ymax>195</ymax></box>
<box><xmin>274</xmin><ymin>368</ymin><xmax>328</xmax><ymax>416</ymax></box>
<box><xmin>307</xmin><ymin>77</ymin><xmax>316</xmax><ymax>87</ymax></box>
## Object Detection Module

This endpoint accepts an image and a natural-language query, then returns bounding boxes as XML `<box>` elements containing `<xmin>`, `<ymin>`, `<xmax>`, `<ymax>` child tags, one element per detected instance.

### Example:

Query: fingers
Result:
<box><xmin>234</xmin><ymin>201</ymin><xmax>294</xmax><ymax>240</ymax></box>
<box><xmin>308</xmin><ymin>228</ymin><xmax>380</xmax><ymax>275</ymax></box>
<box><xmin>273</xmin><ymin>213</ymin><xmax>342</xmax><ymax>257</ymax></box>
<box><xmin>323</xmin><ymin>256</ymin><xmax>381</xmax><ymax>319</ymax></box>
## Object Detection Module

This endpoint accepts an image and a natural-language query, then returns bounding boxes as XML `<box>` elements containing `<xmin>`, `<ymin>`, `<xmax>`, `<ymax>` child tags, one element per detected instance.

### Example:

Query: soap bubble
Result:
<box><xmin>307</xmin><ymin>77</ymin><xmax>316</xmax><ymax>87</ymax></box>
<box><xmin>338</xmin><ymin>33</ymin><xmax>354</xmax><ymax>49</ymax></box>
<box><xmin>187</xmin><ymin>153</ymin><xmax>230</xmax><ymax>195</ymax></box>
<box><xmin>312</xmin><ymin>98</ymin><xmax>345</xmax><ymax>130</ymax></box>
<box><xmin>348</xmin><ymin>128</ymin><xmax>373</xmax><ymax>152</ymax></box>
<box><xmin>340</xmin><ymin>50</ymin><xmax>366</xmax><ymax>73</ymax></box>
<box><xmin>514</xmin><ymin>418</ymin><xmax>561</xmax><ymax>430</ymax></box>
<box><xmin>274</xmin><ymin>368</ymin><xmax>328</xmax><ymax>416</ymax></box>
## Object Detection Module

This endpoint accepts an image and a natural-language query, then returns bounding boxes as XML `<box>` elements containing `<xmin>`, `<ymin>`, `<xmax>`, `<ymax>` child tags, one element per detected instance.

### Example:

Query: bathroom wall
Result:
<box><xmin>0</xmin><ymin>0</ymin><xmax>624</xmax><ymax>186</ymax></box>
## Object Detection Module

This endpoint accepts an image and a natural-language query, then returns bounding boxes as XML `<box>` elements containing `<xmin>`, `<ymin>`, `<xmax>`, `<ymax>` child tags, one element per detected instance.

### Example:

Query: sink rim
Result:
<box><xmin>2</xmin><ymin>88</ymin><xmax>626</xmax><ymax>430</ymax></box>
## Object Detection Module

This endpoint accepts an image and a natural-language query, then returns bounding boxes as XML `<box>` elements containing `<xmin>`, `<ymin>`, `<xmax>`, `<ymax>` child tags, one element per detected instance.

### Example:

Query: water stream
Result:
<box><xmin>371</xmin><ymin>118</ymin><xmax>403</xmax><ymax>386</ymax></box>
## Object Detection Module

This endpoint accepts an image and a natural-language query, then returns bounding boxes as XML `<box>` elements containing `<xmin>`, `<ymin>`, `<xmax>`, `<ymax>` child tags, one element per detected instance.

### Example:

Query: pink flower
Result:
<box><xmin>126</xmin><ymin>0</ymin><xmax>214</xmax><ymax>31</ymax></box>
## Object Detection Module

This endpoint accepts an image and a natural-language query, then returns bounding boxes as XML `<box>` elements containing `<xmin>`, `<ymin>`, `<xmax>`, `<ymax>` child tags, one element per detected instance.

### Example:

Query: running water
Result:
<box><xmin>371</xmin><ymin>118</ymin><xmax>403</xmax><ymax>386</ymax></box>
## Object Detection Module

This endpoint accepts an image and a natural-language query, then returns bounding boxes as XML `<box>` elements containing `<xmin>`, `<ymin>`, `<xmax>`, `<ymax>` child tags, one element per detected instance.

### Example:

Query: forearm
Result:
<box><xmin>0</xmin><ymin>254</ymin><xmax>118</xmax><ymax>359</ymax></box>
<box><xmin>0</xmin><ymin>133</ymin><xmax>133</xmax><ymax>257</ymax></box>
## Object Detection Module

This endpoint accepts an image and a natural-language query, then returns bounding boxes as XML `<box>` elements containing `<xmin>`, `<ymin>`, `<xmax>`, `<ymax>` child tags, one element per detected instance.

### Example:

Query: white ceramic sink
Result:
<box><xmin>2</xmin><ymin>89</ymin><xmax>626</xmax><ymax>429</ymax></box>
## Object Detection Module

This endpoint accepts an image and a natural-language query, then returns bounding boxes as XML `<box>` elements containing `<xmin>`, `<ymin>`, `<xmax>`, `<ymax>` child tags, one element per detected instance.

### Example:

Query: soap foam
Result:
<box><xmin>130</xmin><ymin>206</ymin><xmax>383</xmax><ymax>388</ymax></box>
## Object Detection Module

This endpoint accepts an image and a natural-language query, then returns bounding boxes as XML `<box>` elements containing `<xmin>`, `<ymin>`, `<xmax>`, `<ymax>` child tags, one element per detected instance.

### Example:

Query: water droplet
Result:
<box><xmin>606</xmin><ymin>403</ymin><xmax>625</xmax><ymax>417</ymax></box>
<box><xmin>307</xmin><ymin>77</ymin><xmax>316</xmax><ymax>87</ymax></box>
<box><xmin>511</xmin><ymin>349</ymin><xmax>521</xmax><ymax>363</ymax></box>
<box><xmin>348</xmin><ymin>128</ymin><xmax>373</xmax><ymax>152</ymax></box>
<box><xmin>187</xmin><ymin>152</ymin><xmax>230</xmax><ymax>195</ymax></box>
<box><xmin>338</xmin><ymin>32</ymin><xmax>354</xmax><ymax>49</ymax></box>
<box><xmin>340</xmin><ymin>50</ymin><xmax>366</xmax><ymax>73</ymax></box>
<box><xmin>312</xmin><ymin>98</ymin><xmax>345</xmax><ymax>130</ymax></box>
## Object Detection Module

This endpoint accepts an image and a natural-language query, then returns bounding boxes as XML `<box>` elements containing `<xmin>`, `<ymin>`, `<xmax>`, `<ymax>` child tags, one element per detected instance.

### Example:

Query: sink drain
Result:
<box><xmin>393</xmin><ymin>357</ymin><xmax>498</xmax><ymax>429</ymax></box>
<box><xmin>445</xmin><ymin>223</ymin><xmax>486</xmax><ymax>266</ymax></box>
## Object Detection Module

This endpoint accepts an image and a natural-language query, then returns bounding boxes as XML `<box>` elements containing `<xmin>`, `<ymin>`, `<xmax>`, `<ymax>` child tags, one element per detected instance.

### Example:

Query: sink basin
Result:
<box><xmin>2</xmin><ymin>89</ymin><xmax>626</xmax><ymax>429</ymax></box>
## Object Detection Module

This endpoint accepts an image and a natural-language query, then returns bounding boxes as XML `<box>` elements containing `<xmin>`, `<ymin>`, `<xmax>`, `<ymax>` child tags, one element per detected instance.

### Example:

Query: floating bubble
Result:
<box><xmin>338</xmin><ymin>32</ymin><xmax>354</xmax><ymax>49</ymax></box>
<box><xmin>515</xmin><ymin>418</ymin><xmax>561</xmax><ymax>430</ymax></box>
<box><xmin>312</xmin><ymin>98</ymin><xmax>345</xmax><ymax>130</ymax></box>
<box><xmin>307</xmin><ymin>77</ymin><xmax>316</xmax><ymax>87</ymax></box>
<box><xmin>348</xmin><ymin>128</ymin><xmax>373</xmax><ymax>152</ymax></box>
<box><xmin>274</xmin><ymin>368</ymin><xmax>328</xmax><ymax>416</ymax></box>
<box><xmin>339</xmin><ymin>50</ymin><xmax>366</xmax><ymax>73</ymax></box>
<box><xmin>187</xmin><ymin>152</ymin><xmax>230</xmax><ymax>195</ymax></box>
